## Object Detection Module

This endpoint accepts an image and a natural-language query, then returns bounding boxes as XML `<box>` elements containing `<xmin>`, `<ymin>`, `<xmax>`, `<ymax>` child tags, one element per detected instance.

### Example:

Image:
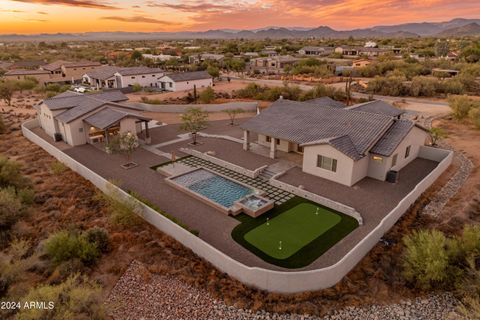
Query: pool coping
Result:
<box><xmin>165</xmin><ymin>167</ymin><xmax>268</xmax><ymax>215</ymax></box>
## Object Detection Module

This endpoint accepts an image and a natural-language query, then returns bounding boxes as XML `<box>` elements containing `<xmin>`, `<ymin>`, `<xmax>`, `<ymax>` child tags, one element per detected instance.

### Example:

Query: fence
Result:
<box><xmin>22</xmin><ymin>119</ymin><xmax>454</xmax><ymax>294</ymax></box>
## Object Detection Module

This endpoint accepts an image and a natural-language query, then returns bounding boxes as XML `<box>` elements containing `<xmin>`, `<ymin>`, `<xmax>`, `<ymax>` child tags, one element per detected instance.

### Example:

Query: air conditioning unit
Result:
<box><xmin>386</xmin><ymin>170</ymin><xmax>399</xmax><ymax>183</ymax></box>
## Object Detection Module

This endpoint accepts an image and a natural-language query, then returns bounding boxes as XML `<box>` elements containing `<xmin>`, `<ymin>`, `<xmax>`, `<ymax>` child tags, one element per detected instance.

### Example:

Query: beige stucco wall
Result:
<box><xmin>38</xmin><ymin>104</ymin><xmax>66</xmax><ymax>138</ymax></box>
<box><xmin>368</xmin><ymin>126</ymin><xmax>429</xmax><ymax>181</ymax></box>
<box><xmin>302</xmin><ymin>144</ymin><xmax>357</xmax><ymax>186</ymax></box>
<box><xmin>119</xmin><ymin>118</ymin><xmax>137</xmax><ymax>134</ymax></box>
<box><xmin>257</xmin><ymin>134</ymin><xmax>291</xmax><ymax>152</ymax></box>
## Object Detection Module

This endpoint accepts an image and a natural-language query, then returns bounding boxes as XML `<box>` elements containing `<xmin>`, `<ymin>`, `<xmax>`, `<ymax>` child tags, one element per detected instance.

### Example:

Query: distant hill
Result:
<box><xmin>0</xmin><ymin>18</ymin><xmax>479</xmax><ymax>42</ymax></box>
<box><xmin>436</xmin><ymin>22</ymin><xmax>480</xmax><ymax>37</ymax></box>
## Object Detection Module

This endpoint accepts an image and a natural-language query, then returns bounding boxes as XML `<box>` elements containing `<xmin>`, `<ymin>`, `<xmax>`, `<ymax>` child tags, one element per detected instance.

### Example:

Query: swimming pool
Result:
<box><xmin>171</xmin><ymin>168</ymin><xmax>253</xmax><ymax>208</ymax></box>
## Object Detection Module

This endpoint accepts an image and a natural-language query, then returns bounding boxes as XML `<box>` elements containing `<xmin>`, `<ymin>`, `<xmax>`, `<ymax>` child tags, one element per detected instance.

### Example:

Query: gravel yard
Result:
<box><xmin>107</xmin><ymin>261</ymin><xmax>460</xmax><ymax>320</ymax></box>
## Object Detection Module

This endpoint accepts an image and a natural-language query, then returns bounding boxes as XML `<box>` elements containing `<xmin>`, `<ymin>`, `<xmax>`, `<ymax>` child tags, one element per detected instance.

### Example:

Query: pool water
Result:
<box><xmin>172</xmin><ymin>169</ymin><xmax>253</xmax><ymax>208</ymax></box>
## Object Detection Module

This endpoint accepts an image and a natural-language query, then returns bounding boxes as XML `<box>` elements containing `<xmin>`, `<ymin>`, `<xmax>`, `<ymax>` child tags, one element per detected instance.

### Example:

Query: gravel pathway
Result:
<box><xmin>106</xmin><ymin>261</ymin><xmax>459</xmax><ymax>320</ymax></box>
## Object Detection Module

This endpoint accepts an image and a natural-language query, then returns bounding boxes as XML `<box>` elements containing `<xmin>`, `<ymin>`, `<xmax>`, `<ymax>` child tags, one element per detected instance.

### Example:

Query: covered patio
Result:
<box><xmin>83</xmin><ymin>108</ymin><xmax>152</xmax><ymax>147</ymax></box>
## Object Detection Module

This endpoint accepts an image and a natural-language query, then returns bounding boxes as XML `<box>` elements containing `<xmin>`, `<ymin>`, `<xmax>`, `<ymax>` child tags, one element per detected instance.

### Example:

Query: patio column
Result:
<box><xmin>243</xmin><ymin>130</ymin><xmax>250</xmax><ymax>151</ymax></box>
<box><xmin>104</xmin><ymin>129</ymin><xmax>109</xmax><ymax>144</ymax></box>
<box><xmin>144</xmin><ymin>121</ymin><xmax>151</xmax><ymax>144</ymax></box>
<box><xmin>270</xmin><ymin>137</ymin><xmax>277</xmax><ymax>159</ymax></box>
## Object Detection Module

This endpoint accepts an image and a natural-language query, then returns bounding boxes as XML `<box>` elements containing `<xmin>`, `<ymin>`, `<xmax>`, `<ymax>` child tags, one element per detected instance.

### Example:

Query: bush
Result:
<box><xmin>198</xmin><ymin>87</ymin><xmax>215</xmax><ymax>103</ymax></box>
<box><xmin>50</xmin><ymin>161</ymin><xmax>68</xmax><ymax>175</ymax></box>
<box><xmin>0</xmin><ymin>115</ymin><xmax>5</xmax><ymax>134</ymax></box>
<box><xmin>449</xmin><ymin>95</ymin><xmax>480</xmax><ymax>120</ymax></box>
<box><xmin>0</xmin><ymin>187</ymin><xmax>24</xmax><ymax>232</ymax></box>
<box><xmin>410</xmin><ymin>76</ymin><xmax>439</xmax><ymax>97</ymax></box>
<box><xmin>97</xmin><ymin>184</ymin><xmax>141</xmax><ymax>226</ymax></box>
<box><xmin>84</xmin><ymin>227</ymin><xmax>110</xmax><ymax>253</ymax></box>
<box><xmin>16</xmin><ymin>274</ymin><xmax>104</xmax><ymax>320</ymax></box>
<box><xmin>0</xmin><ymin>239</ymin><xmax>39</xmax><ymax>291</ymax></box>
<box><xmin>367</xmin><ymin>75</ymin><xmax>408</xmax><ymax>96</ymax></box>
<box><xmin>402</xmin><ymin>229</ymin><xmax>450</xmax><ymax>289</ymax></box>
<box><xmin>131</xmin><ymin>83</ymin><xmax>142</xmax><ymax>92</ymax></box>
<box><xmin>45</xmin><ymin>230</ymin><xmax>100</xmax><ymax>266</ymax></box>
<box><xmin>469</xmin><ymin>108</ymin><xmax>480</xmax><ymax>129</ymax></box>
<box><xmin>0</xmin><ymin>156</ymin><xmax>31</xmax><ymax>190</ymax></box>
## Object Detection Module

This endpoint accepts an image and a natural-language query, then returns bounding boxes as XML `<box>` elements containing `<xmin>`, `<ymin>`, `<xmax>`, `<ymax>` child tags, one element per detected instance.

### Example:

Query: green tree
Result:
<box><xmin>429</xmin><ymin>127</ymin><xmax>447</xmax><ymax>146</ymax></box>
<box><xmin>118</xmin><ymin>132</ymin><xmax>139</xmax><ymax>163</ymax></box>
<box><xmin>225</xmin><ymin>108</ymin><xmax>245</xmax><ymax>125</ymax></box>
<box><xmin>0</xmin><ymin>80</ymin><xmax>17</xmax><ymax>106</ymax></box>
<box><xmin>206</xmin><ymin>65</ymin><xmax>220</xmax><ymax>79</ymax></box>
<box><xmin>131</xmin><ymin>50</ymin><xmax>143</xmax><ymax>61</ymax></box>
<box><xmin>180</xmin><ymin>107</ymin><xmax>208</xmax><ymax>145</ymax></box>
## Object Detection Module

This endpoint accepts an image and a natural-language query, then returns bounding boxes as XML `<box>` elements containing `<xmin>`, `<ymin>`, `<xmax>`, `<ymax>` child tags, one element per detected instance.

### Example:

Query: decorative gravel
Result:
<box><xmin>107</xmin><ymin>261</ymin><xmax>459</xmax><ymax>320</ymax></box>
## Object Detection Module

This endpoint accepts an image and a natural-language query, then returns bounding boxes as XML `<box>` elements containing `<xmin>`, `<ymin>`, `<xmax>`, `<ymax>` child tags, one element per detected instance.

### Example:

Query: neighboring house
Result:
<box><xmin>41</xmin><ymin>60</ymin><xmax>102</xmax><ymax>83</ymax></box>
<box><xmin>9</xmin><ymin>60</ymin><xmax>46</xmax><ymax>70</ymax></box>
<box><xmin>83</xmin><ymin>66</ymin><xmax>164</xmax><ymax>89</ymax></box>
<box><xmin>249</xmin><ymin>55</ymin><xmax>299</xmax><ymax>74</ymax></box>
<box><xmin>4</xmin><ymin>69</ymin><xmax>52</xmax><ymax>84</ymax></box>
<box><xmin>335</xmin><ymin>46</ymin><xmax>391</xmax><ymax>57</ymax></box>
<box><xmin>298</xmin><ymin>46</ymin><xmax>334</xmax><ymax>56</ymax></box>
<box><xmin>142</xmin><ymin>54</ymin><xmax>180</xmax><ymax>62</ymax></box>
<box><xmin>241</xmin><ymin>99</ymin><xmax>428</xmax><ymax>186</ymax></box>
<box><xmin>352</xmin><ymin>59</ymin><xmax>372</xmax><ymax>68</ymax></box>
<box><xmin>189</xmin><ymin>53</ymin><xmax>224</xmax><ymax>64</ymax></box>
<box><xmin>35</xmin><ymin>91</ymin><xmax>152</xmax><ymax>146</ymax></box>
<box><xmin>158</xmin><ymin>70</ymin><xmax>213</xmax><ymax>92</ymax></box>
<box><xmin>4</xmin><ymin>60</ymin><xmax>102</xmax><ymax>85</ymax></box>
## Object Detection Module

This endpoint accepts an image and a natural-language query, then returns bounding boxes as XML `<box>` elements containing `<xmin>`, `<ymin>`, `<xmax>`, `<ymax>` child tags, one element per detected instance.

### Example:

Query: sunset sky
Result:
<box><xmin>0</xmin><ymin>0</ymin><xmax>479</xmax><ymax>34</ymax></box>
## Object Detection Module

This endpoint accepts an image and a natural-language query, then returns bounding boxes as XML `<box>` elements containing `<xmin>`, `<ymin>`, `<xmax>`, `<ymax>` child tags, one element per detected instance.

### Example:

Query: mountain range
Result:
<box><xmin>0</xmin><ymin>18</ymin><xmax>479</xmax><ymax>42</ymax></box>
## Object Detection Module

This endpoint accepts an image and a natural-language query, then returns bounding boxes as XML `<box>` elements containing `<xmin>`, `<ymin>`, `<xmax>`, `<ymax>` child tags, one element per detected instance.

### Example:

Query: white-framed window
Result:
<box><xmin>317</xmin><ymin>155</ymin><xmax>337</xmax><ymax>172</ymax></box>
<box><xmin>405</xmin><ymin>145</ymin><xmax>411</xmax><ymax>158</ymax></box>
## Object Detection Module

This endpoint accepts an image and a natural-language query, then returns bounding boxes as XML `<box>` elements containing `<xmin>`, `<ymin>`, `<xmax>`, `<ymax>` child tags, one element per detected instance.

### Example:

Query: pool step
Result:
<box><xmin>258</xmin><ymin>168</ymin><xmax>277</xmax><ymax>180</ymax></box>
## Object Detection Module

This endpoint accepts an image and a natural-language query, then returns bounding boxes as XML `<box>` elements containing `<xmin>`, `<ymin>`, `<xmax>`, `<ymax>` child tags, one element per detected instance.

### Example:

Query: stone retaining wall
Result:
<box><xmin>22</xmin><ymin>119</ymin><xmax>453</xmax><ymax>294</ymax></box>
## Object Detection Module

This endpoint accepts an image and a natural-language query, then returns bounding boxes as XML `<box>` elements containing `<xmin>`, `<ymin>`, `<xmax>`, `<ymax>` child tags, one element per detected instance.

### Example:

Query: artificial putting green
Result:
<box><xmin>244</xmin><ymin>203</ymin><xmax>341</xmax><ymax>259</ymax></box>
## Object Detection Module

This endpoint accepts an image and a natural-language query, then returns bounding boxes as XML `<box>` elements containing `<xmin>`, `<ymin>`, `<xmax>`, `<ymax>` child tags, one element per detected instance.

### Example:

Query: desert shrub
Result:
<box><xmin>198</xmin><ymin>86</ymin><xmax>215</xmax><ymax>103</ymax></box>
<box><xmin>97</xmin><ymin>185</ymin><xmax>141</xmax><ymax>226</ymax></box>
<box><xmin>300</xmin><ymin>84</ymin><xmax>346</xmax><ymax>101</ymax></box>
<box><xmin>402</xmin><ymin>229</ymin><xmax>450</xmax><ymax>289</ymax></box>
<box><xmin>0</xmin><ymin>187</ymin><xmax>24</xmax><ymax>233</ymax></box>
<box><xmin>441</xmin><ymin>78</ymin><xmax>465</xmax><ymax>95</ymax></box>
<box><xmin>0</xmin><ymin>156</ymin><xmax>30</xmax><ymax>190</ymax></box>
<box><xmin>16</xmin><ymin>274</ymin><xmax>104</xmax><ymax>320</ymax></box>
<box><xmin>469</xmin><ymin>108</ymin><xmax>480</xmax><ymax>129</ymax></box>
<box><xmin>449</xmin><ymin>95</ymin><xmax>480</xmax><ymax>120</ymax></box>
<box><xmin>410</xmin><ymin>76</ymin><xmax>439</xmax><ymax>97</ymax></box>
<box><xmin>131</xmin><ymin>83</ymin><xmax>142</xmax><ymax>92</ymax></box>
<box><xmin>45</xmin><ymin>230</ymin><xmax>100</xmax><ymax>266</ymax></box>
<box><xmin>140</xmin><ymin>96</ymin><xmax>163</xmax><ymax>104</ymax></box>
<box><xmin>0</xmin><ymin>115</ymin><xmax>5</xmax><ymax>134</ymax></box>
<box><xmin>367</xmin><ymin>75</ymin><xmax>408</xmax><ymax>96</ymax></box>
<box><xmin>17</xmin><ymin>188</ymin><xmax>35</xmax><ymax>205</ymax></box>
<box><xmin>83</xmin><ymin>227</ymin><xmax>110</xmax><ymax>253</ymax></box>
<box><xmin>0</xmin><ymin>239</ymin><xmax>39</xmax><ymax>291</ymax></box>
<box><xmin>50</xmin><ymin>161</ymin><xmax>68</xmax><ymax>175</ymax></box>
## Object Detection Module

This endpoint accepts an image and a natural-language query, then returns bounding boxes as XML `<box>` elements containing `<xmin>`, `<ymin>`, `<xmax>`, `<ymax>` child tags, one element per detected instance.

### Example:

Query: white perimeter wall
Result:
<box><xmin>22</xmin><ymin>118</ymin><xmax>453</xmax><ymax>294</ymax></box>
<box><xmin>119</xmin><ymin>72</ymin><xmax>164</xmax><ymax>88</ymax></box>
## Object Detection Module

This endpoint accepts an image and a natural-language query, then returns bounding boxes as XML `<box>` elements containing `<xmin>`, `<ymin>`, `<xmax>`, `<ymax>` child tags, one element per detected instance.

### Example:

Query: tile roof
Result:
<box><xmin>161</xmin><ymin>70</ymin><xmax>211</xmax><ymax>82</ymax></box>
<box><xmin>241</xmin><ymin>99</ymin><xmax>394</xmax><ymax>158</ymax></box>
<box><xmin>5</xmin><ymin>69</ymin><xmax>50</xmax><ymax>75</ymax></box>
<box><xmin>43</xmin><ymin>90</ymin><xmax>128</xmax><ymax>111</ymax></box>
<box><xmin>41</xmin><ymin>60</ymin><xmax>101</xmax><ymax>71</ymax></box>
<box><xmin>370</xmin><ymin>120</ymin><xmax>415</xmax><ymax>156</ymax></box>
<box><xmin>83</xmin><ymin>66</ymin><xmax>121</xmax><ymax>81</ymax></box>
<box><xmin>347</xmin><ymin>100</ymin><xmax>404</xmax><ymax>117</ymax></box>
<box><xmin>303</xmin><ymin>97</ymin><xmax>346</xmax><ymax>108</ymax></box>
<box><xmin>84</xmin><ymin>107</ymin><xmax>150</xmax><ymax>130</ymax></box>
<box><xmin>84</xmin><ymin>66</ymin><xmax>163</xmax><ymax>80</ymax></box>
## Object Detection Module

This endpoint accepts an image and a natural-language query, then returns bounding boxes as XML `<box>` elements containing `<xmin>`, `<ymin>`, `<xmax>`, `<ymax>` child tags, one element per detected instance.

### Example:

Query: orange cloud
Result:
<box><xmin>11</xmin><ymin>0</ymin><xmax>119</xmax><ymax>10</ymax></box>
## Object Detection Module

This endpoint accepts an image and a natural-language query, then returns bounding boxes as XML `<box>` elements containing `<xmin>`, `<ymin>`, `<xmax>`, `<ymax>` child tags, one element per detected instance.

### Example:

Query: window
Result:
<box><xmin>275</xmin><ymin>138</ymin><xmax>280</xmax><ymax>145</ymax></box>
<box><xmin>405</xmin><ymin>145</ymin><xmax>411</xmax><ymax>158</ymax></box>
<box><xmin>265</xmin><ymin>136</ymin><xmax>271</xmax><ymax>143</ymax></box>
<box><xmin>392</xmin><ymin>154</ymin><xmax>398</xmax><ymax>167</ymax></box>
<box><xmin>317</xmin><ymin>155</ymin><xmax>337</xmax><ymax>172</ymax></box>
<box><xmin>142</xmin><ymin>75</ymin><xmax>145</xmax><ymax>78</ymax></box>
<box><xmin>131</xmin><ymin>76</ymin><xmax>135</xmax><ymax>79</ymax></box>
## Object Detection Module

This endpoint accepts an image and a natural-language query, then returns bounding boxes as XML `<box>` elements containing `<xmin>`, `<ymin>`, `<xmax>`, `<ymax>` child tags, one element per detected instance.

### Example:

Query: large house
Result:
<box><xmin>249</xmin><ymin>55</ymin><xmax>299</xmax><ymax>74</ymax></box>
<box><xmin>35</xmin><ymin>91</ymin><xmax>151</xmax><ymax>146</ymax></box>
<box><xmin>298</xmin><ymin>46</ymin><xmax>334</xmax><ymax>56</ymax></box>
<box><xmin>241</xmin><ymin>99</ymin><xmax>429</xmax><ymax>186</ymax></box>
<box><xmin>83</xmin><ymin>66</ymin><xmax>164</xmax><ymax>89</ymax></box>
<box><xmin>157</xmin><ymin>71</ymin><xmax>213</xmax><ymax>92</ymax></box>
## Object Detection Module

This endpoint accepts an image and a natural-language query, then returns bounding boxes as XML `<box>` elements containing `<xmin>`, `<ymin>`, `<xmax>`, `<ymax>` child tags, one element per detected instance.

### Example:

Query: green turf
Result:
<box><xmin>244</xmin><ymin>203</ymin><xmax>341</xmax><ymax>259</ymax></box>
<box><xmin>231</xmin><ymin>196</ymin><xmax>358</xmax><ymax>268</ymax></box>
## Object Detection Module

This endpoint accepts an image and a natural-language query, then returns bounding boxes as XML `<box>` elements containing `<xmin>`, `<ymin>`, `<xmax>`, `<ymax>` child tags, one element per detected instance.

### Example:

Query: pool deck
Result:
<box><xmin>31</xmin><ymin>121</ymin><xmax>442</xmax><ymax>271</ymax></box>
